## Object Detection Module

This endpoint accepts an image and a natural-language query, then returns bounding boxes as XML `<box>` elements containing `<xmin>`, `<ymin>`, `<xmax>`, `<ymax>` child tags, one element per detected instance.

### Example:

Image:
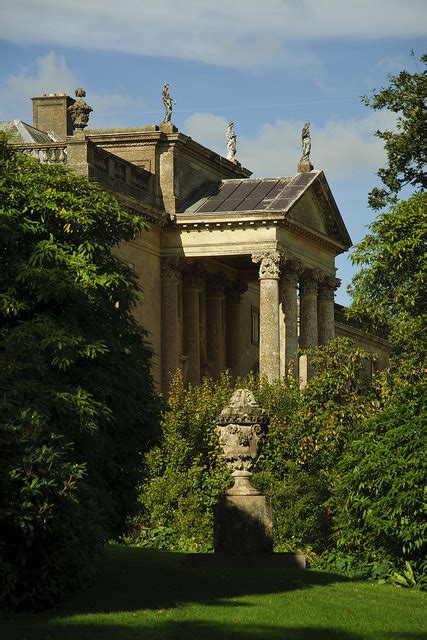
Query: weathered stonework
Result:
<box><xmin>215</xmin><ymin>390</ymin><xmax>272</xmax><ymax>553</ymax></box>
<box><xmin>5</xmin><ymin>90</ymin><xmax>391</xmax><ymax>392</ymax></box>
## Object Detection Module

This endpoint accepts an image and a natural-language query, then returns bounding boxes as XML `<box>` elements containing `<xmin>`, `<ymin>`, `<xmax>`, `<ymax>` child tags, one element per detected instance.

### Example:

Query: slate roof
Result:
<box><xmin>182</xmin><ymin>171</ymin><xmax>320</xmax><ymax>214</ymax></box>
<box><xmin>0</xmin><ymin>120</ymin><xmax>55</xmax><ymax>144</ymax></box>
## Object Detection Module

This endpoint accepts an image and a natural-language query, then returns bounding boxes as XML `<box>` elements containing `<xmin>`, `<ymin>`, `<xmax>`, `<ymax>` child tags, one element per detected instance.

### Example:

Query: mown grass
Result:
<box><xmin>1</xmin><ymin>545</ymin><xmax>425</xmax><ymax>640</ymax></box>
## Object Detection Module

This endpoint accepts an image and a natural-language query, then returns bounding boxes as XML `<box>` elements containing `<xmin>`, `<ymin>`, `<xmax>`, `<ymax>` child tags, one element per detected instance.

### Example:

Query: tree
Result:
<box><xmin>363</xmin><ymin>52</ymin><xmax>426</xmax><ymax>211</ymax></box>
<box><xmin>0</xmin><ymin>136</ymin><xmax>160</xmax><ymax>608</ymax></box>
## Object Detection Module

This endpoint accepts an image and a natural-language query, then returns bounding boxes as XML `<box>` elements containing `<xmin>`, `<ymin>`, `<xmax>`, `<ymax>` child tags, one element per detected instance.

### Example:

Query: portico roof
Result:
<box><xmin>179</xmin><ymin>170</ymin><xmax>352</xmax><ymax>251</ymax></box>
<box><xmin>182</xmin><ymin>172</ymin><xmax>315</xmax><ymax>214</ymax></box>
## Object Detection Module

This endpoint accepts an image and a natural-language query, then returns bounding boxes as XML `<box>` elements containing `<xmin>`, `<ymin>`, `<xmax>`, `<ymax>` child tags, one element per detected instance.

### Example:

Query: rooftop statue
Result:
<box><xmin>226</xmin><ymin>121</ymin><xmax>237</xmax><ymax>162</ymax></box>
<box><xmin>301</xmin><ymin>121</ymin><xmax>311</xmax><ymax>161</ymax></box>
<box><xmin>68</xmin><ymin>88</ymin><xmax>92</xmax><ymax>131</ymax></box>
<box><xmin>162</xmin><ymin>83</ymin><xmax>176</xmax><ymax>124</ymax></box>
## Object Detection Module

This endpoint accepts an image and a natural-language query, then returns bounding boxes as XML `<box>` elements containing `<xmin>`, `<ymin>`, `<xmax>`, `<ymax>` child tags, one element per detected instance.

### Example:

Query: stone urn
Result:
<box><xmin>216</xmin><ymin>389</ymin><xmax>268</xmax><ymax>495</ymax></box>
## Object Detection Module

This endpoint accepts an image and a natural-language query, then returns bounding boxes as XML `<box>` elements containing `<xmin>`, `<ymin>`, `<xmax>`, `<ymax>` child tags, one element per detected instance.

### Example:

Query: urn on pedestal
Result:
<box><xmin>216</xmin><ymin>389</ymin><xmax>268</xmax><ymax>496</ymax></box>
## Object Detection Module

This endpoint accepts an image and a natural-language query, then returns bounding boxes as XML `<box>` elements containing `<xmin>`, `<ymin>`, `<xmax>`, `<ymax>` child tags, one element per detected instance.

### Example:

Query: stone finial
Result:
<box><xmin>68</xmin><ymin>88</ymin><xmax>93</xmax><ymax>132</ymax></box>
<box><xmin>217</xmin><ymin>389</ymin><xmax>268</xmax><ymax>495</ymax></box>
<box><xmin>298</xmin><ymin>120</ymin><xmax>313</xmax><ymax>172</ymax></box>
<box><xmin>226</xmin><ymin>121</ymin><xmax>237</xmax><ymax>162</ymax></box>
<box><xmin>162</xmin><ymin>83</ymin><xmax>176</xmax><ymax>124</ymax></box>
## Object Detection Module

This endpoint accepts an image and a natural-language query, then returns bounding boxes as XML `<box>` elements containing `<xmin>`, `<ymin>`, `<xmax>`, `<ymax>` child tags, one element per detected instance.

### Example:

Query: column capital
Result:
<box><xmin>300</xmin><ymin>268</ymin><xmax>322</xmax><ymax>295</ymax></box>
<box><xmin>318</xmin><ymin>275</ymin><xmax>341</xmax><ymax>300</ymax></box>
<box><xmin>206</xmin><ymin>272</ymin><xmax>227</xmax><ymax>297</ymax></box>
<box><xmin>161</xmin><ymin>256</ymin><xmax>183</xmax><ymax>283</ymax></box>
<box><xmin>252</xmin><ymin>251</ymin><xmax>281</xmax><ymax>279</ymax></box>
<box><xmin>182</xmin><ymin>262</ymin><xmax>206</xmax><ymax>288</ymax></box>
<box><xmin>226</xmin><ymin>280</ymin><xmax>248</xmax><ymax>304</ymax></box>
<box><xmin>281</xmin><ymin>258</ymin><xmax>303</xmax><ymax>288</ymax></box>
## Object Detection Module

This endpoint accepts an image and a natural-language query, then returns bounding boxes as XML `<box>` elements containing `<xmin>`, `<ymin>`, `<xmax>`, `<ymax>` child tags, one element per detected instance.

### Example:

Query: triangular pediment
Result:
<box><xmin>286</xmin><ymin>171</ymin><xmax>352</xmax><ymax>248</ymax></box>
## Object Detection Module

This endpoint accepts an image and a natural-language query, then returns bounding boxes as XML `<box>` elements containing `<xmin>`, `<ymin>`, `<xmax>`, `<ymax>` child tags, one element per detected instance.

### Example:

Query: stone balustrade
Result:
<box><xmin>17</xmin><ymin>144</ymin><xmax>67</xmax><ymax>165</ymax></box>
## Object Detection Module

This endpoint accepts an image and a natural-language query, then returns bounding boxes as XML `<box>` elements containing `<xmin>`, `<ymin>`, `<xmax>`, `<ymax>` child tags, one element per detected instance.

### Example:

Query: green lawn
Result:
<box><xmin>1</xmin><ymin>545</ymin><xmax>425</xmax><ymax>640</ymax></box>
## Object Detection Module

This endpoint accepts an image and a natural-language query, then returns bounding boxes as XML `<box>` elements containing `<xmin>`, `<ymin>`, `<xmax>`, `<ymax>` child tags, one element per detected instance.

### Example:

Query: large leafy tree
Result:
<box><xmin>0</xmin><ymin>136</ymin><xmax>160</xmax><ymax>608</ymax></box>
<box><xmin>363</xmin><ymin>52</ymin><xmax>426</xmax><ymax>210</ymax></box>
<box><xmin>349</xmin><ymin>54</ymin><xmax>426</xmax><ymax>371</ymax></box>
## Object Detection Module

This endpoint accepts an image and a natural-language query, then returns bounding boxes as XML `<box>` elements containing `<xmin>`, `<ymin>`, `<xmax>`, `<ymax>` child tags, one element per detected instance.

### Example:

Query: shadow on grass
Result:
<box><xmin>48</xmin><ymin>621</ymin><xmax>366</xmax><ymax>640</ymax></box>
<box><xmin>57</xmin><ymin>545</ymin><xmax>349</xmax><ymax>615</ymax></box>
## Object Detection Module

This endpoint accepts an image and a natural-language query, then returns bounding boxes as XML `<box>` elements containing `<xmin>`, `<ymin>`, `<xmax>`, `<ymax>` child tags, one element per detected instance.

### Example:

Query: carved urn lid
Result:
<box><xmin>217</xmin><ymin>389</ymin><xmax>267</xmax><ymax>426</ymax></box>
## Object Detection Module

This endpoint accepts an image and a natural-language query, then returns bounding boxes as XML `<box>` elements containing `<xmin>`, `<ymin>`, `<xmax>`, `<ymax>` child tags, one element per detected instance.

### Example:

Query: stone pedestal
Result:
<box><xmin>214</xmin><ymin>495</ymin><xmax>273</xmax><ymax>554</ymax></box>
<box><xmin>297</xmin><ymin>159</ymin><xmax>313</xmax><ymax>173</ymax></box>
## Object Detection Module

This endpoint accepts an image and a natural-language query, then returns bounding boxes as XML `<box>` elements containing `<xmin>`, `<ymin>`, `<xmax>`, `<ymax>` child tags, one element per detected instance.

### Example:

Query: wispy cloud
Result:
<box><xmin>1</xmin><ymin>1</ymin><xmax>425</xmax><ymax>70</ymax></box>
<box><xmin>0</xmin><ymin>51</ymin><xmax>141</xmax><ymax>127</ymax></box>
<box><xmin>184</xmin><ymin>110</ymin><xmax>397</xmax><ymax>180</ymax></box>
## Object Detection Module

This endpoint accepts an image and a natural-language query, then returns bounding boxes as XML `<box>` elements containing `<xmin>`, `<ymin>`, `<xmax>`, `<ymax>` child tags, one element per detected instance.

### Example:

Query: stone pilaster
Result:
<box><xmin>182</xmin><ymin>263</ymin><xmax>205</xmax><ymax>386</ymax></box>
<box><xmin>252</xmin><ymin>251</ymin><xmax>281</xmax><ymax>381</ymax></box>
<box><xmin>299</xmin><ymin>268</ymin><xmax>321</xmax><ymax>386</ymax></box>
<box><xmin>161</xmin><ymin>257</ymin><xmax>183</xmax><ymax>393</ymax></box>
<box><xmin>226</xmin><ymin>280</ymin><xmax>248</xmax><ymax>377</ymax></box>
<box><xmin>318</xmin><ymin>276</ymin><xmax>341</xmax><ymax>345</ymax></box>
<box><xmin>280</xmin><ymin>259</ymin><xmax>302</xmax><ymax>378</ymax></box>
<box><xmin>206</xmin><ymin>273</ymin><xmax>227</xmax><ymax>379</ymax></box>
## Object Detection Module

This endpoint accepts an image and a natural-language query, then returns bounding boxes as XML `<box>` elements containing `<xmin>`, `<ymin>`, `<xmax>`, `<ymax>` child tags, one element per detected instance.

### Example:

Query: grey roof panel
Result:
<box><xmin>197</xmin><ymin>181</ymin><xmax>240</xmax><ymax>212</ymax></box>
<box><xmin>182</xmin><ymin>172</ymin><xmax>321</xmax><ymax>215</ymax></box>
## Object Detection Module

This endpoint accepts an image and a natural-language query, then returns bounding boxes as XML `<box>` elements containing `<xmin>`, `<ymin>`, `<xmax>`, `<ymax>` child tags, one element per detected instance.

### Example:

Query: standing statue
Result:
<box><xmin>301</xmin><ymin>121</ymin><xmax>311</xmax><ymax>161</ymax></box>
<box><xmin>68</xmin><ymin>88</ymin><xmax>92</xmax><ymax>131</ymax></box>
<box><xmin>162</xmin><ymin>83</ymin><xmax>176</xmax><ymax>124</ymax></box>
<box><xmin>226</xmin><ymin>121</ymin><xmax>237</xmax><ymax>162</ymax></box>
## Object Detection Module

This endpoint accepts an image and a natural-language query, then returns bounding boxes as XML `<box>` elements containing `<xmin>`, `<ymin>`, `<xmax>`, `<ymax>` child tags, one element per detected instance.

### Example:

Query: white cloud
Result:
<box><xmin>184</xmin><ymin>110</ymin><xmax>397</xmax><ymax>180</ymax></box>
<box><xmin>1</xmin><ymin>1</ymin><xmax>425</xmax><ymax>70</ymax></box>
<box><xmin>0</xmin><ymin>51</ymin><xmax>140</xmax><ymax>128</ymax></box>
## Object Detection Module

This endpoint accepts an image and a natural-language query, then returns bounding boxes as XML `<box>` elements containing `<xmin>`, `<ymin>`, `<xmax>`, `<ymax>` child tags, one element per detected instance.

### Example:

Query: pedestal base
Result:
<box><xmin>214</xmin><ymin>494</ymin><xmax>273</xmax><ymax>553</ymax></box>
<box><xmin>183</xmin><ymin>553</ymin><xmax>306</xmax><ymax>569</ymax></box>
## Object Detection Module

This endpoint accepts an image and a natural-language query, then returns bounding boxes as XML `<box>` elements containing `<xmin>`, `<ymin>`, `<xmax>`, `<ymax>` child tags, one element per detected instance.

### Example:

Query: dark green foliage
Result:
<box><xmin>132</xmin><ymin>339</ymin><xmax>379</xmax><ymax>559</ymax></box>
<box><xmin>330</xmin><ymin>381</ymin><xmax>426</xmax><ymax>582</ymax></box>
<box><xmin>0</xmin><ymin>136</ymin><xmax>160</xmax><ymax>608</ymax></box>
<box><xmin>363</xmin><ymin>52</ymin><xmax>426</xmax><ymax>210</ymax></box>
<box><xmin>348</xmin><ymin>193</ymin><xmax>427</xmax><ymax>371</ymax></box>
<box><xmin>133</xmin><ymin>371</ymin><xmax>234</xmax><ymax>552</ymax></box>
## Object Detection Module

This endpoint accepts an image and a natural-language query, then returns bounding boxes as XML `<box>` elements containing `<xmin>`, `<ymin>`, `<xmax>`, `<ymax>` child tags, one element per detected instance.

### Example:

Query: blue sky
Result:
<box><xmin>1</xmin><ymin>1</ymin><xmax>425</xmax><ymax>305</ymax></box>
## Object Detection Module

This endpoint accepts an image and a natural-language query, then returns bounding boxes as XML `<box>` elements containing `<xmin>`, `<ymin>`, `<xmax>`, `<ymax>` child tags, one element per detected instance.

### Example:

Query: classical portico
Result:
<box><xmin>160</xmin><ymin>170</ymin><xmax>351</xmax><ymax>389</ymax></box>
<box><xmin>7</xmin><ymin>91</ymin><xmax>371</xmax><ymax>393</ymax></box>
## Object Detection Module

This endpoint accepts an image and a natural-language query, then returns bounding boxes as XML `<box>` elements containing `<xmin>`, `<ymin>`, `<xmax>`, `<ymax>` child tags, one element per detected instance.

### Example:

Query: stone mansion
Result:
<box><xmin>1</xmin><ymin>89</ymin><xmax>390</xmax><ymax>392</ymax></box>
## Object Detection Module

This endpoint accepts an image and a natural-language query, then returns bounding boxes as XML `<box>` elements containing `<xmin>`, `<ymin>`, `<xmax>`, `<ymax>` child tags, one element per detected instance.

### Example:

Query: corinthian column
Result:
<box><xmin>280</xmin><ymin>259</ymin><xmax>301</xmax><ymax>378</ymax></box>
<box><xmin>226</xmin><ymin>280</ymin><xmax>248</xmax><ymax>378</ymax></box>
<box><xmin>206</xmin><ymin>273</ymin><xmax>227</xmax><ymax>379</ymax></box>
<box><xmin>182</xmin><ymin>263</ymin><xmax>205</xmax><ymax>386</ymax></box>
<box><xmin>161</xmin><ymin>257</ymin><xmax>183</xmax><ymax>393</ymax></box>
<box><xmin>252</xmin><ymin>251</ymin><xmax>281</xmax><ymax>381</ymax></box>
<box><xmin>299</xmin><ymin>268</ymin><xmax>320</xmax><ymax>385</ymax></box>
<box><xmin>318</xmin><ymin>276</ymin><xmax>341</xmax><ymax>345</ymax></box>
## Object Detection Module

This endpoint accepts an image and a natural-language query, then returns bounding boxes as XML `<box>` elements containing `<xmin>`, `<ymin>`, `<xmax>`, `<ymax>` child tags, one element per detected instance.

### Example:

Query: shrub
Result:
<box><xmin>330</xmin><ymin>380</ymin><xmax>426</xmax><ymax>582</ymax></box>
<box><xmin>0</xmin><ymin>139</ymin><xmax>160</xmax><ymax>609</ymax></box>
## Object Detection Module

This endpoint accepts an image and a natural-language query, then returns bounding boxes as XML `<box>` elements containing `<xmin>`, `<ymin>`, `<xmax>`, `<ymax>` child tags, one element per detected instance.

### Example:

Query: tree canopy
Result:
<box><xmin>0</xmin><ymin>135</ymin><xmax>160</xmax><ymax>608</ymax></box>
<box><xmin>349</xmin><ymin>54</ymin><xmax>426</xmax><ymax>372</ymax></box>
<box><xmin>363</xmin><ymin>52</ymin><xmax>426</xmax><ymax>210</ymax></box>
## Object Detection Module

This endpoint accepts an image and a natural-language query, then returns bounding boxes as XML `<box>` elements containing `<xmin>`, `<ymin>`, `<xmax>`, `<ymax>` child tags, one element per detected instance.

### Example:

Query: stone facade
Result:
<box><xmin>4</xmin><ymin>91</ymin><xmax>391</xmax><ymax>392</ymax></box>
